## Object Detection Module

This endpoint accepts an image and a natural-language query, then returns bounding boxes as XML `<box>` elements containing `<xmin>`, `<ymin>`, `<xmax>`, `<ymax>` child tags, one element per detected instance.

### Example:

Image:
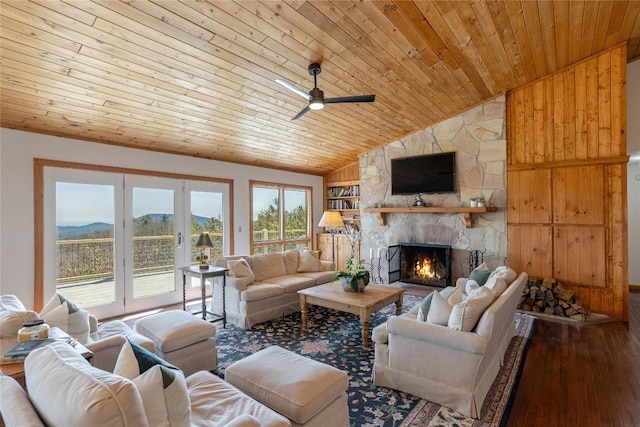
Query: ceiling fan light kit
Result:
<box><xmin>276</xmin><ymin>63</ymin><xmax>375</xmax><ymax>120</ymax></box>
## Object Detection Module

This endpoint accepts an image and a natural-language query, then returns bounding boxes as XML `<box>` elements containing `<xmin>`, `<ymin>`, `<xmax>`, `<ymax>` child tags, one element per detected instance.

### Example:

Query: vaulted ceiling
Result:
<box><xmin>2</xmin><ymin>1</ymin><xmax>639</xmax><ymax>175</ymax></box>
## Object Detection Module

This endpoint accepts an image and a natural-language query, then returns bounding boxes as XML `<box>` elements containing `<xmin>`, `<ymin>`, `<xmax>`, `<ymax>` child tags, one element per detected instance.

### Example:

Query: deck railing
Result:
<box><xmin>56</xmin><ymin>229</ymin><xmax>308</xmax><ymax>285</ymax></box>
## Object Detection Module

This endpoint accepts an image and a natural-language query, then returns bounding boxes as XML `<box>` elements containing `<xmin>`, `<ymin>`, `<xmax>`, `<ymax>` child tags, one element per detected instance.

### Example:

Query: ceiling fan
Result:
<box><xmin>276</xmin><ymin>63</ymin><xmax>375</xmax><ymax>120</ymax></box>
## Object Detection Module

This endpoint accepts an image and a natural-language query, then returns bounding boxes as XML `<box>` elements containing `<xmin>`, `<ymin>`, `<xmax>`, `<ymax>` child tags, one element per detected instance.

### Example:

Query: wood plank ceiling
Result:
<box><xmin>2</xmin><ymin>1</ymin><xmax>640</xmax><ymax>175</ymax></box>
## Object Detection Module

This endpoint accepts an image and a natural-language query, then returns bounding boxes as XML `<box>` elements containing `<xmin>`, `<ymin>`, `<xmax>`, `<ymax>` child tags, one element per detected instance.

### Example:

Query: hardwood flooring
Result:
<box><xmin>506</xmin><ymin>290</ymin><xmax>640</xmax><ymax>427</ymax></box>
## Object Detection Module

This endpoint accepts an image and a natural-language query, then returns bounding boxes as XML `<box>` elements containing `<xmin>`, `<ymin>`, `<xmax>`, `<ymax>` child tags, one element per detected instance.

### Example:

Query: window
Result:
<box><xmin>250</xmin><ymin>181</ymin><xmax>311</xmax><ymax>254</ymax></box>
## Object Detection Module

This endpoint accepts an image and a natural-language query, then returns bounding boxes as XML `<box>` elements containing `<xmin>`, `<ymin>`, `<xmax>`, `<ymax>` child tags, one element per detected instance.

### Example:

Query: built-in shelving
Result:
<box><xmin>363</xmin><ymin>206</ymin><xmax>498</xmax><ymax>228</ymax></box>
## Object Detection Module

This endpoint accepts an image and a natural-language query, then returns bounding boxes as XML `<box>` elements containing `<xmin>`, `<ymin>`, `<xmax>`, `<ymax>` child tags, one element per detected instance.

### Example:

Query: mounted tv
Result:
<box><xmin>391</xmin><ymin>152</ymin><xmax>456</xmax><ymax>195</ymax></box>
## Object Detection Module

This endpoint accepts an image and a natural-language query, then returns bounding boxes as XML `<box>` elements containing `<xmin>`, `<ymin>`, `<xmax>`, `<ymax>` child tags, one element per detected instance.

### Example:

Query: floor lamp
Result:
<box><xmin>318</xmin><ymin>211</ymin><xmax>345</xmax><ymax>263</ymax></box>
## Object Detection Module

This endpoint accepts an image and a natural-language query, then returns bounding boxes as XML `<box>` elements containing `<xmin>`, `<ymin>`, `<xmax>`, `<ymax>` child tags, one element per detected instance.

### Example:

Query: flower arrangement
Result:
<box><xmin>332</xmin><ymin>257</ymin><xmax>370</xmax><ymax>292</ymax></box>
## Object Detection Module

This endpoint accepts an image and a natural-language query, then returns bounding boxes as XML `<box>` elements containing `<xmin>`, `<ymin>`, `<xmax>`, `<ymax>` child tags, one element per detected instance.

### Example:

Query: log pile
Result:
<box><xmin>518</xmin><ymin>277</ymin><xmax>591</xmax><ymax>321</ymax></box>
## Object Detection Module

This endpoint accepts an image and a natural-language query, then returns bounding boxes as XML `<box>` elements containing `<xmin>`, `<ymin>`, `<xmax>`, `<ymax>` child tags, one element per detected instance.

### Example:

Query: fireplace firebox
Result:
<box><xmin>390</xmin><ymin>243</ymin><xmax>451</xmax><ymax>287</ymax></box>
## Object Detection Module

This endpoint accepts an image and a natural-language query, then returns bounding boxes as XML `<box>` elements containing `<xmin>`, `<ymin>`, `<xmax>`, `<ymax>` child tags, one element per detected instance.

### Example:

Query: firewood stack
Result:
<box><xmin>518</xmin><ymin>277</ymin><xmax>591</xmax><ymax>321</ymax></box>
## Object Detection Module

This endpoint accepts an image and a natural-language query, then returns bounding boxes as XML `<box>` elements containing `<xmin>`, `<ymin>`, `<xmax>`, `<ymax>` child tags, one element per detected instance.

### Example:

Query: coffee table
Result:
<box><xmin>298</xmin><ymin>283</ymin><xmax>405</xmax><ymax>347</ymax></box>
<box><xmin>0</xmin><ymin>327</ymin><xmax>93</xmax><ymax>388</ymax></box>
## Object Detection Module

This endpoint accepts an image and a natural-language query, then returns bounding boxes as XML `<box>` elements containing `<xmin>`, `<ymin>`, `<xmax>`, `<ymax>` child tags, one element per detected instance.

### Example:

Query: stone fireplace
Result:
<box><xmin>390</xmin><ymin>243</ymin><xmax>451</xmax><ymax>287</ymax></box>
<box><xmin>359</xmin><ymin>96</ymin><xmax>507</xmax><ymax>283</ymax></box>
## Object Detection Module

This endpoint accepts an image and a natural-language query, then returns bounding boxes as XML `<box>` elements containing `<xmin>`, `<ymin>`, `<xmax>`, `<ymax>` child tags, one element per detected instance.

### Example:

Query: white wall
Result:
<box><xmin>628</xmin><ymin>59</ymin><xmax>640</xmax><ymax>286</ymax></box>
<box><xmin>0</xmin><ymin>129</ymin><xmax>324</xmax><ymax>306</ymax></box>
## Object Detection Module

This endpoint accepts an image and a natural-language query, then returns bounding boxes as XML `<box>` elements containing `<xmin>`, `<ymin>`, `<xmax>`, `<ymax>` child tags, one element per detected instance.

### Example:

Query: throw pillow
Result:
<box><xmin>297</xmin><ymin>249</ymin><xmax>322</xmax><ymax>272</ymax></box>
<box><xmin>114</xmin><ymin>340</ymin><xmax>191</xmax><ymax>427</ymax></box>
<box><xmin>488</xmin><ymin>266</ymin><xmax>517</xmax><ymax>285</ymax></box>
<box><xmin>448</xmin><ymin>286</ymin><xmax>496</xmax><ymax>332</ymax></box>
<box><xmin>0</xmin><ymin>295</ymin><xmax>40</xmax><ymax>338</ymax></box>
<box><xmin>228</xmin><ymin>259</ymin><xmax>255</xmax><ymax>285</ymax></box>
<box><xmin>468</xmin><ymin>268</ymin><xmax>493</xmax><ymax>286</ymax></box>
<box><xmin>484</xmin><ymin>277</ymin><xmax>508</xmax><ymax>296</ymax></box>
<box><xmin>416</xmin><ymin>293</ymin><xmax>434</xmax><ymax>321</ymax></box>
<box><xmin>426</xmin><ymin>291</ymin><xmax>453</xmax><ymax>326</ymax></box>
<box><xmin>465</xmin><ymin>279</ymin><xmax>480</xmax><ymax>296</ymax></box>
<box><xmin>39</xmin><ymin>294</ymin><xmax>90</xmax><ymax>339</ymax></box>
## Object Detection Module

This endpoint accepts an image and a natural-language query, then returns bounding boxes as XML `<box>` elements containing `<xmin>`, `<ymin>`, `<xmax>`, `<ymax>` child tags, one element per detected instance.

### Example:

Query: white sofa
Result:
<box><xmin>372</xmin><ymin>269</ymin><xmax>528</xmax><ymax>418</ymax></box>
<box><xmin>0</xmin><ymin>337</ymin><xmax>291</xmax><ymax>427</ymax></box>
<box><xmin>212</xmin><ymin>249</ymin><xmax>337</xmax><ymax>329</ymax></box>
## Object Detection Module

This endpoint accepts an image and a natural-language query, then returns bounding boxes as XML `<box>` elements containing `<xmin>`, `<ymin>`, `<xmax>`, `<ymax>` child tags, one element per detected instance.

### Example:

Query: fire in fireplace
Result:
<box><xmin>397</xmin><ymin>243</ymin><xmax>451</xmax><ymax>287</ymax></box>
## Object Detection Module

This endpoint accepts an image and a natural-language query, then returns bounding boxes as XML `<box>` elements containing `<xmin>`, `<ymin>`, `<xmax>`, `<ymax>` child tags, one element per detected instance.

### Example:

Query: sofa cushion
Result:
<box><xmin>416</xmin><ymin>293</ymin><xmax>434</xmax><ymax>321</ymax></box>
<box><xmin>250</xmin><ymin>253</ymin><xmax>287</xmax><ymax>282</ymax></box>
<box><xmin>426</xmin><ymin>291</ymin><xmax>453</xmax><ymax>326</ymax></box>
<box><xmin>25</xmin><ymin>341</ymin><xmax>149</xmax><ymax>427</ymax></box>
<box><xmin>240</xmin><ymin>284</ymin><xmax>285</xmax><ymax>302</ymax></box>
<box><xmin>0</xmin><ymin>294</ymin><xmax>40</xmax><ymax>338</ymax></box>
<box><xmin>282</xmin><ymin>249</ymin><xmax>301</xmax><ymax>275</ymax></box>
<box><xmin>448</xmin><ymin>286</ymin><xmax>496</xmax><ymax>332</ymax></box>
<box><xmin>265</xmin><ymin>275</ymin><xmax>315</xmax><ymax>293</ymax></box>
<box><xmin>39</xmin><ymin>294</ymin><xmax>90</xmax><ymax>340</ymax></box>
<box><xmin>228</xmin><ymin>259</ymin><xmax>255</xmax><ymax>285</ymax></box>
<box><xmin>297</xmin><ymin>249</ymin><xmax>322</xmax><ymax>272</ymax></box>
<box><xmin>295</xmin><ymin>270</ymin><xmax>336</xmax><ymax>285</ymax></box>
<box><xmin>468</xmin><ymin>268</ymin><xmax>492</xmax><ymax>286</ymax></box>
<box><xmin>186</xmin><ymin>371</ymin><xmax>290</xmax><ymax>427</ymax></box>
<box><xmin>488</xmin><ymin>266</ymin><xmax>517</xmax><ymax>285</ymax></box>
<box><xmin>114</xmin><ymin>340</ymin><xmax>191</xmax><ymax>427</ymax></box>
<box><xmin>485</xmin><ymin>277</ymin><xmax>508</xmax><ymax>296</ymax></box>
<box><xmin>465</xmin><ymin>279</ymin><xmax>480</xmax><ymax>295</ymax></box>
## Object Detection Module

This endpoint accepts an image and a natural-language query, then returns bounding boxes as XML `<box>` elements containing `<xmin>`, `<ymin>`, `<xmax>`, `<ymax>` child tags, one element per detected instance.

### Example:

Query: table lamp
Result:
<box><xmin>195</xmin><ymin>232</ymin><xmax>214</xmax><ymax>269</ymax></box>
<box><xmin>318</xmin><ymin>211</ymin><xmax>344</xmax><ymax>263</ymax></box>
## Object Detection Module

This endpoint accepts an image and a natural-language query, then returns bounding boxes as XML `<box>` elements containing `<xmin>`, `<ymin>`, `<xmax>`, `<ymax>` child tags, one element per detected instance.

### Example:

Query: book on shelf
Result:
<box><xmin>1</xmin><ymin>336</ymin><xmax>73</xmax><ymax>364</ymax></box>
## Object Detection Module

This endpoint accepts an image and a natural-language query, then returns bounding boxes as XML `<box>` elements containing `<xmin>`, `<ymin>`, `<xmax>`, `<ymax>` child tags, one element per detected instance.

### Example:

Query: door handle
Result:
<box><xmin>176</xmin><ymin>232</ymin><xmax>182</xmax><ymax>248</ymax></box>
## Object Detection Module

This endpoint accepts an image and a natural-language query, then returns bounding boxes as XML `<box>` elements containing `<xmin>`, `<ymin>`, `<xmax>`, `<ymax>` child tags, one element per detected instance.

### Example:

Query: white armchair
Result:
<box><xmin>372</xmin><ymin>271</ymin><xmax>527</xmax><ymax>418</ymax></box>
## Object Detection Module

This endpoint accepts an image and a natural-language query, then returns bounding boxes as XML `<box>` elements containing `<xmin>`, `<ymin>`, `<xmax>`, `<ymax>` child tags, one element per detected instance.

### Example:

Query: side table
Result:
<box><xmin>178</xmin><ymin>265</ymin><xmax>228</xmax><ymax>327</ymax></box>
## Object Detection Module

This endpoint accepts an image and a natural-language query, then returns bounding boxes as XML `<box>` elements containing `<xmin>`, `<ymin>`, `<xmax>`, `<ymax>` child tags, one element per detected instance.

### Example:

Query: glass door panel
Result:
<box><xmin>125</xmin><ymin>176</ymin><xmax>182</xmax><ymax>312</ymax></box>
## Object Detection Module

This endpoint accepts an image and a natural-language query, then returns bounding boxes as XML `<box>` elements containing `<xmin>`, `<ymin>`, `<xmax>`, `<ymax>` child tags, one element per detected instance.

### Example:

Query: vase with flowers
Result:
<box><xmin>332</xmin><ymin>257</ymin><xmax>370</xmax><ymax>292</ymax></box>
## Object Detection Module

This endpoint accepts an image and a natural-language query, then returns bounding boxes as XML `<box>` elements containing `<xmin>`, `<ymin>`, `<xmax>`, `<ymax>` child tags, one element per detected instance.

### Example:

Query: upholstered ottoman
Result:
<box><xmin>225</xmin><ymin>345</ymin><xmax>349</xmax><ymax>427</ymax></box>
<box><xmin>134</xmin><ymin>310</ymin><xmax>217</xmax><ymax>376</ymax></box>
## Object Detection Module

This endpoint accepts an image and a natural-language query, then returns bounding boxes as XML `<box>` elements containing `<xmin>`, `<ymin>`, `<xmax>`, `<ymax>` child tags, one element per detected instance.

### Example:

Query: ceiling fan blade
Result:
<box><xmin>325</xmin><ymin>94</ymin><xmax>375</xmax><ymax>104</ymax></box>
<box><xmin>275</xmin><ymin>79</ymin><xmax>311</xmax><ymax>100</ymax></box>
<box><xmin>291</xmin><ymin>106</ymin><xmax>310</xmax><ymax>121</ymax></box>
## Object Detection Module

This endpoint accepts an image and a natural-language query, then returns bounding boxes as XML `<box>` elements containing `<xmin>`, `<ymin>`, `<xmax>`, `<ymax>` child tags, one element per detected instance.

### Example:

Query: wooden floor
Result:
<box><xmin>506</xmin><ymin>290</ymin><xmax>640</xmax><ymax>427</ymax></box>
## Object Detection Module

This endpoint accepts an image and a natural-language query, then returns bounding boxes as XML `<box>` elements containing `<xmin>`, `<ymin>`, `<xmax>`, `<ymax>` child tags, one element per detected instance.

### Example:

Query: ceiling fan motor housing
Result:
<box><xmin>308</xmin><ymin>87</ymin><xmax>325</xmax><ymax>110</ymax></box>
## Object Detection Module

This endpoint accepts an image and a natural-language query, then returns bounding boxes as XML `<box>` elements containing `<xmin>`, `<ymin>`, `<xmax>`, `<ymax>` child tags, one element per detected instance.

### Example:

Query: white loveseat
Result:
<box><xmin>212</xmin><ymin>249</ymin><xmax>337</xmax><ymax>329</ymax></box>
<box><xmin>0</xmin><ymin>337</ymin><xmax>291</xmax><ymax>427</ymax></box>
<box><xmin>372</xmin><ymin>269</ymin><xmax>528</xmax><ymax>418</ymax></box>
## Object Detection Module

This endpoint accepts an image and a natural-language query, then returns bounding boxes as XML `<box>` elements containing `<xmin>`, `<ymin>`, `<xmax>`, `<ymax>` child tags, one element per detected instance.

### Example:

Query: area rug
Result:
<box><xmin>214</xmin><ymin>294</ymin><xmax>536</xmax><ymax>427</ymax></box>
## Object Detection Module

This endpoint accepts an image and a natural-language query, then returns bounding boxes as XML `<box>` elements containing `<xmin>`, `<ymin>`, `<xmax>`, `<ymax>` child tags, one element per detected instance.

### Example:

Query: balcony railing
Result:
<box><xmin>56</xmin><ymin>229</ymin><xmax>308</xmax><ymax>284</ymax></box>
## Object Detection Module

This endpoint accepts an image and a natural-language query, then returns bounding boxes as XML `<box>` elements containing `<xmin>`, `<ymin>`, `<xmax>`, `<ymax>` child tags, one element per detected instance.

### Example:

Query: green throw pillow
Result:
<box><xmin>468</xmin><ymin>269</ymin><xmax>493</xmax><ymax>286</ymax></box>
<box><xmin>417</xmin><ymin>293</ymin><xmax>434</xmax><ymax>321</ymax></box>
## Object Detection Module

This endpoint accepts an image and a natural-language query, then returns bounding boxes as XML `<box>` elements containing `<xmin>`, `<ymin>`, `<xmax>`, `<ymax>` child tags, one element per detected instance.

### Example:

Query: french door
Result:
<box><xmin>44</xmin><ymin>167</ymin><xmax>229</xmax><ymax>319</ymax></box>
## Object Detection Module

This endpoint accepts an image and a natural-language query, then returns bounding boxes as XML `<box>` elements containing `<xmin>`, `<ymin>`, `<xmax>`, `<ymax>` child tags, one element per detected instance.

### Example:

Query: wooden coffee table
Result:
<box><xmin>298</xmin><ymin>283</ymin><xmax>405</xmax><ymax>347</ymax></box>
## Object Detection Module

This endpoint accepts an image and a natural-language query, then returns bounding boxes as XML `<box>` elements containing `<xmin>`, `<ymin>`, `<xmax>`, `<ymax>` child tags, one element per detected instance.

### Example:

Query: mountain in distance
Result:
<box><xmin>57</xmin><ymin>214</ymin><xmax>211</xmax><ymax>239</ymax></box>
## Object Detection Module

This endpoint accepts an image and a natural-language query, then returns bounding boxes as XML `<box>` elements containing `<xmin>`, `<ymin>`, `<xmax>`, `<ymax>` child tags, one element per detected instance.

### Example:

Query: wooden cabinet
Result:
<box><xmin>508</xmin><ymin>165</ymin><xmax>608</xmax><ymax>289</ymax></box>
<box><xmin>317</xmin><ymin>233</ymin><xmax>359</xmax><ymax>272</ymax></box>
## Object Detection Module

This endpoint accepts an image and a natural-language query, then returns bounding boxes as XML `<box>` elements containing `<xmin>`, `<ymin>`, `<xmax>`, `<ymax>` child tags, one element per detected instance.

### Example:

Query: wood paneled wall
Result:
<box><xmin>324</xmin><ymin>162</ymin><xmax>359</xmax><ymax>184</ymax></box>
<box><xmin>506</xmin><ymin>43</ymin><xmax>628</xmax><ymax>320</ymax></box>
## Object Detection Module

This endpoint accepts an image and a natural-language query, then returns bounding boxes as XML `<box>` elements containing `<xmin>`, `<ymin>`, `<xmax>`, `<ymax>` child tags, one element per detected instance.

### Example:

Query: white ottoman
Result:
<box><xmin>225</xmin><ymin>346</ymin><xmax>349</xmax><ymax>427</ymax></box>
<box><xmin>134</xmin><ymin>310</ymin><xmax>217</xmax><ymax>376</ymax></box>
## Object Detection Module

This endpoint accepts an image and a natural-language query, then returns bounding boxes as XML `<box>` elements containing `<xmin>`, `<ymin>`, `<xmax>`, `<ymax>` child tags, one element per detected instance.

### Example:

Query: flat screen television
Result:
<box><xmin>391</xmin><ymin>152</ymin><xmax>456</xmax><ymax>195</ymax></box>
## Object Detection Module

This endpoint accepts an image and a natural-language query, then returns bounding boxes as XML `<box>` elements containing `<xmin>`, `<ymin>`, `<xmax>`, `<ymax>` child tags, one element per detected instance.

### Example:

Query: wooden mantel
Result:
<box><xmin>363</xmin><ymin>206</ymin><xmax>498</xmax><ymax>228</ymax></box>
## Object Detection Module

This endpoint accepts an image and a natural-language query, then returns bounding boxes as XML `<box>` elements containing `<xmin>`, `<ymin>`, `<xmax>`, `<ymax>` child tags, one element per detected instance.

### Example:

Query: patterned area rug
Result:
<box><xmin>214</xmin><ymin>294</ymin><xmax>536</xmax><ymax>427</ymax></box>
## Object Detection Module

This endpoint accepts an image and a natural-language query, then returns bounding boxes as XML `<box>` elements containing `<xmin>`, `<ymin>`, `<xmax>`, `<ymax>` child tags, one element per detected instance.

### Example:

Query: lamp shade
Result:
<box><xmin>318</xmin><ymin>211</ymin><xmax>344</xmax><ymax>229</ymax></box>
<box><xmin>195</xmin><ymin>232</ymin><xmax>214</xmax><ymax>248</ymax></box>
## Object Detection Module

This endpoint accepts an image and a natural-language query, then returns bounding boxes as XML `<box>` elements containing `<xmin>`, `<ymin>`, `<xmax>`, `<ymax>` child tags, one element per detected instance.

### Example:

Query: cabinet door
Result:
<box><xmin>508</xmin><ymin>225</ymin><xmax>553</xmax><ymax>279</ymax></box>
<box><xmin>553</xmin><ymin>226</ymin><xmax>606</xmax><ymax>287</ymax></box>
<box><xmin>552</xmin><ymin>166</ymin><xmax>604</xmax><ymax>225</ymax></box>
<box><xmin>316</xmin><ymin>234</ymin><xmax>333</xmax><ymax>262</ymax></box>
<box><xmin>508</xmin><ymin>169</ymin><xmax>552</xmax><ymax>224</ymax></box>
<box><xmin>335</xmin><ymin>235</ymin><xmax>357</xmax><ymax>272</ymax></box>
